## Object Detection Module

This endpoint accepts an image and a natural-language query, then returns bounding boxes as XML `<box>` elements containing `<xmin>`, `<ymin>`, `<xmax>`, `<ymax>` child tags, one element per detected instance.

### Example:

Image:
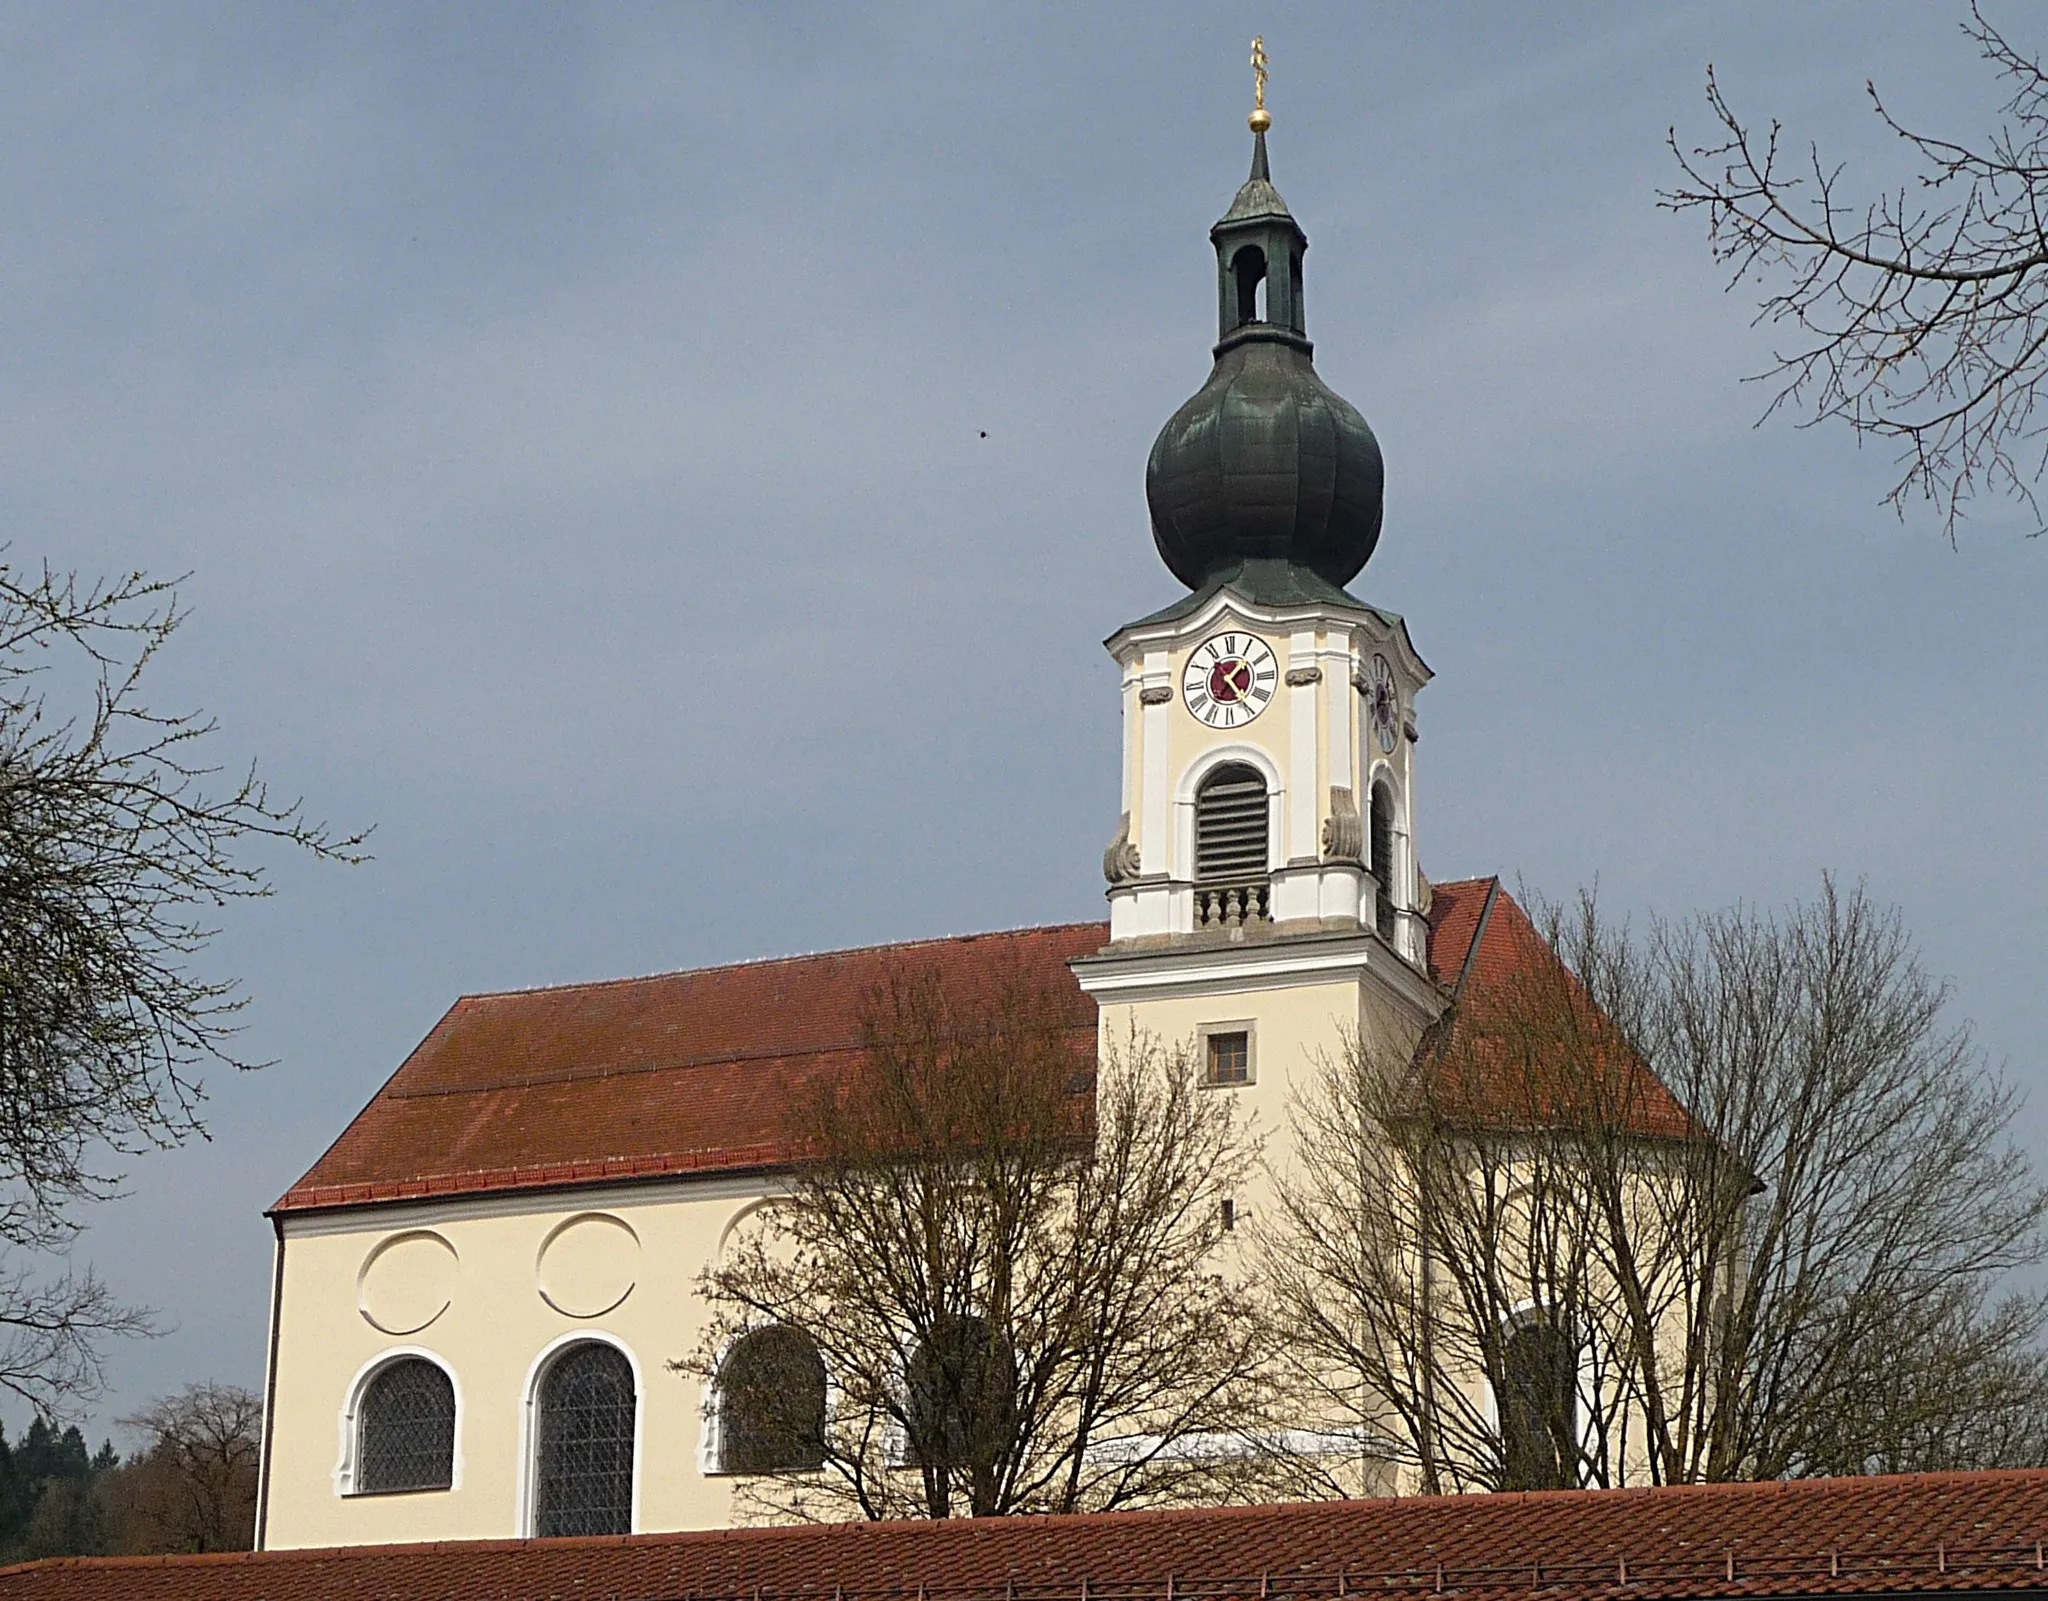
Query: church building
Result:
<box><xmin>253</xmin><ymin>104</ymin><xmax>1565</xmax><ymax>1551</ymax></box>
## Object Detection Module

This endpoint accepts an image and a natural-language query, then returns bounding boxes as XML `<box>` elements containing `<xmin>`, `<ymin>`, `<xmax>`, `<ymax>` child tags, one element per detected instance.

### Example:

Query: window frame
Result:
<box><xmin>520</xmin><ymin>1332</ymin><xmax>643</xmax><ymax>1538</ymax></box>
<box><xmin>1199</xmin><ymin>1021</ymin><xmax>1257</xmax><ymax>1088</ymax></box>
<box><xmin>706</xmin><ymin>1323</ymin><xmax>830</xmax><ymax>1477</ymax></box>
<box><xmin>1487</xmin><ymin>1305</ymin><xmax>1587</xmax><ymax>1493</ymax></box>
<box><xmin>334</xmin><ymin>1347</ymin><xmax>463</xmax><ymax>1499</ymax></box>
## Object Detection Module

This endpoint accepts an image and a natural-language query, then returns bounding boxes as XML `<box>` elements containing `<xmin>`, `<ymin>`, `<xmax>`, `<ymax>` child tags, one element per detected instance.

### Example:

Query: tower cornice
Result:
<box><xmin>1104</xmin><ymin>575</ymin><xmax>1431</xmax><ymax>693</ymax></box>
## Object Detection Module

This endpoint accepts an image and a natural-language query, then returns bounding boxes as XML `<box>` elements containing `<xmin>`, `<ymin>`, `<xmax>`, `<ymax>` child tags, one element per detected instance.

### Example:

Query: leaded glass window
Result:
<box><xmin>717</xmin><ymin>1324</ymin><xmax>827</xmax><ymax>1474</ymax></box>
<box><xmin>533</xmin><ymin>1342</ymin><xmax>635</xmax><ymax>1537</ymax></box>
<box><xmin>356</xmin><ymin>1357</ymin><xmax>455</xmax><ymax>1494</ymax></box>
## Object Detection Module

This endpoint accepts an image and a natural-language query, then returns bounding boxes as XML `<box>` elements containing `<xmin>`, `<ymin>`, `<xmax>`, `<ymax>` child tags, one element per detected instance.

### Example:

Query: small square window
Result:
<box><xmin>1206</xmin><ymin>1031</ymin><xmax>1251</xmax><ymax>1086</ymax></box>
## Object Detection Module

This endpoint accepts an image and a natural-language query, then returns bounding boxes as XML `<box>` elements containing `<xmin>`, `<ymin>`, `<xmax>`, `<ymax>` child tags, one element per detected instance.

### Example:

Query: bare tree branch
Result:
<box><xmin>1664</xmin><ymin>5</ymin><xmax>2048</xmax><ymax>541</ymax></box>
<box><xmin>0</xmin><ymin>555</ymin><xmax>364</xmax><ymax>1413</ymax></box>
<box><xmin>1265</xmin><ymin>877</ymin><xmax>2048</xmax><ymax>1489</ymax></box>
<box><xmin>113</xmin><ymin>1381</ymin><xmax>261</xmax><ymax>1552</ymax></box>
<box><xmin>678</xmin><ymin>963</ymin><xmax>1293</xmax><ymax>1520</ymax></box>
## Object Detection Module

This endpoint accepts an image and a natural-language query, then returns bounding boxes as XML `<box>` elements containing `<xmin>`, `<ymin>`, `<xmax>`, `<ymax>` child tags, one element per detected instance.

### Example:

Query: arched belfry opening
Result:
<box><xmin>1233</xmin><ymin>245</ymin><xmax>1268</xmax><ymax>328</ymax></box>
<box><xmin>1194</xmin><ymin>763</ymin><xmax>1270</xmax><ymax>928</ymax></box>
<box><xmin>1370</xmin><ymin>779</ymin><xmax>1397</xmax><ymax>940</ymax></box>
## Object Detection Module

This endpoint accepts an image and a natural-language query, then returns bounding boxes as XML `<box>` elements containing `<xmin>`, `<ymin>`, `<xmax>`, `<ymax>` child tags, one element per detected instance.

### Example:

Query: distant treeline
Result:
<box><xmin>0</xmin><ymin>1385</ymin><xmax>260</xmax><ymax>1562</ymax></box>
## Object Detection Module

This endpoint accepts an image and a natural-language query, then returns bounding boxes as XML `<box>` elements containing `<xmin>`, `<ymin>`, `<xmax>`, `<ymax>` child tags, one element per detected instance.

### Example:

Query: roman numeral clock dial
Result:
<box><xmin>1181</xmin><ymin>633</ymin><xmax>1278</xmax><ymax>728</ymax></box>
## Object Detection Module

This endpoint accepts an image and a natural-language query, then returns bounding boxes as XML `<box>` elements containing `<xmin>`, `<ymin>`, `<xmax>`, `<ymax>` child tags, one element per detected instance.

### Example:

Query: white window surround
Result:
<box><xmin>1174</xmin><ymin>743</ymin><xmax>1285</xmax><ymax>883</ymax></box>
<box><xmin>333</xmin><ymin>1346</ymin><xmax>464</xmax><ymax>1498</ymax></box>
<box><xmin>1480</xmin><ymin>1301</ymin><xmax>1600</xmax><ymax>1481</ymax></box>
<box><xmin>697</xmin><ymin>1327</ymin><xmax>838</xmax><ymax>1478</ymax></box>
<box><xmin>517</xmin><ymin>1329</ymin><xmax>646</xmax><ymax>1537</ymax></box>
<box><xmin>1197</xmin><ymin>1019</ymin><xmax>1258</xmax><ymax>1087</ymax></box>
<box><xmin>695</xmin><ymin>1334</ymin><xmax>732</xmax><ymax>1477</ymax></box>
<box><xmin>1366</xmin><ymin>763</ymin><xmax>1404</xmax><ymax>888</ymax></box>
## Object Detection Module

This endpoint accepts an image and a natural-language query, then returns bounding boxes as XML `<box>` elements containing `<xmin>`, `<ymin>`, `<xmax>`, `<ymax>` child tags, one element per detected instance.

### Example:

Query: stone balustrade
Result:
<box><xmin>1194</xmin><ymin>879</ymin><xmax>1271</xmax><ymax>930</ymax></box>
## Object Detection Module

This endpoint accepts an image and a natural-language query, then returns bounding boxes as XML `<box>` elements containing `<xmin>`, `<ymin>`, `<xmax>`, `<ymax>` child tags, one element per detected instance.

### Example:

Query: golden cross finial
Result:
<box><xmin>1249</xmin><ymin>37</ymin><xmax>1270</xmax><ymax>134</ymax></box>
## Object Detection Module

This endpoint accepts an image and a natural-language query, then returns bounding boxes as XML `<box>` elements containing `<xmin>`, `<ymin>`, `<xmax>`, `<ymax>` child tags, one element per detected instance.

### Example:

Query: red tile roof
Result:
<box><xmin>1421</xmin><ymin>880</ymin><xmax>1694</xmax><ymax>1142</ymax></box>
<box><xmin>276</xmin><ymin>924</ymin><xmax>1108</xmax><ymax>1214</ymax></box>
<box><xmin>9</xmin><ymin>1470</ymin><xmax>2048</xmax><ymax>1601</ymax></box>
<box><xmin>278</xmin><ymin>883</ymin><xmax>1688</xmax><ymax>1215</ymax></box>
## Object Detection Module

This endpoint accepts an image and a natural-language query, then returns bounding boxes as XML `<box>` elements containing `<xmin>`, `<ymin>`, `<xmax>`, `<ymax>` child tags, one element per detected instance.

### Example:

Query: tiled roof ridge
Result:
<box><xmin>1429</xmin><ymin>874</ymin><xmax>1499</xmax><ymax>893</ymax></box>
<box><xmin>11</xmin><ymin>1466</ymin><xmax>2048</xmax><ymax>1586</ymax></box>
<box><xmin>447</xmin><ymin>920</ymin><xmax>1113</xmax><ymax>1005</ymax></box>
<box><xmin>274</xmin><ymin>1142</ymin><xmax>805</xmax><ymax>1214</ymax></box>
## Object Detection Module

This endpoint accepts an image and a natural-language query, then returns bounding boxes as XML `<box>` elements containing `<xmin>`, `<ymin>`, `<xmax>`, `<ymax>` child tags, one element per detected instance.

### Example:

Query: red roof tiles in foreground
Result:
<box><xmin>8</xmin><ymin>1470</ymin><xmax>2048</xmax><ymax>1601</ymax></box>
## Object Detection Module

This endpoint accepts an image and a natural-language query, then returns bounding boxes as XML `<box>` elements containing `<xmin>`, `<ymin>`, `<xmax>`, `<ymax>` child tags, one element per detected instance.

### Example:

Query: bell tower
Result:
<box><xmin>1092</xmin><ymin>81</ymin><xmax>1432</xmax><ymax>971</ymax></box>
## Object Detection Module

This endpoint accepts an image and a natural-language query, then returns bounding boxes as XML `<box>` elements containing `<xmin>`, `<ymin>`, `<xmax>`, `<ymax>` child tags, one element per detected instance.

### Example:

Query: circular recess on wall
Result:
<box><xmin>536</xmin><ymin>1213</ymin><xmax>641</xmax><ymax>1318</ymax></box>
<box><xmin>357</xmin><ymin>1231</ymin><xmax>459</xmax><ymax>1335</ymax></box>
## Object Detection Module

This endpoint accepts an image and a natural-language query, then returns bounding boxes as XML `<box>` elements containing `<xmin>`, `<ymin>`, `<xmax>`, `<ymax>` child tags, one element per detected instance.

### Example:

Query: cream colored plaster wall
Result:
<box><xmin>1097</xmin><ymin>973</ymin><xmax>1401</xmax><ymax>1202</ymax></box>
<box><xmin>1156</xmin><ymin>625</ymin><xmax>1326</xmax><ymax>883</ymax></box>
<box><xmin>261</xmin><ymin>1175</ymin><xmax>777</xmax><ymax>1550</ymax></box>
<box><xmin>1110</xmin><ymin>599</ymin><xmax>1427</xmax><ymax>956</ymax></box>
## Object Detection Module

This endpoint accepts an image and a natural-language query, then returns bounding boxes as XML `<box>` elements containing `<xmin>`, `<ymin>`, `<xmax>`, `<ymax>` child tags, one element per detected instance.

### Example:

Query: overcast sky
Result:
<box><xmin>4</xmin><ymin>3</ymin><xmax>2043</xmax><ymax>1444</ymax></box>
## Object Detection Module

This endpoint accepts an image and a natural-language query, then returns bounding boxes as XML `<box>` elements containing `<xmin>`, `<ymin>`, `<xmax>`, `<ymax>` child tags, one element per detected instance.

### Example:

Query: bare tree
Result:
<box><xmin>1265</xmin><ymin>878</ymin><xmax>2048</xmax><ymax>1491</ymax></box>
<box><xmin>1666</xmin><ymin>5</ymin><xmax>2048</xmax><ymax>540</ymax></box>
<box><xmin>0</xmin><ymin>560</ymin><xmax>362</xmax><ymax>1411</ymax></box>
<box><xmin>111</xmin><ymin>1382</ymin><xmax>262</xmax><ymax>1553</ymax></box>
<box><xmin>682</xmin><ymin>962</ymin><xmax>1285</xmax><ymax>1521</ymax></box>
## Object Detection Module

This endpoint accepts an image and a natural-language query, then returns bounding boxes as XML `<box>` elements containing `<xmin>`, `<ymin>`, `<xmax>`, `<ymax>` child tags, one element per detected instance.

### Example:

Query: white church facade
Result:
<box><xmin>254</xmin><ymin>112</ymin><xmax>1585</xmax><ymax>1550</ymax></box>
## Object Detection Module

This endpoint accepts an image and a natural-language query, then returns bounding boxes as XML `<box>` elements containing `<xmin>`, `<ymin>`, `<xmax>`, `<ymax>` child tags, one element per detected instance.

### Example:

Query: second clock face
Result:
<box><xmin>1367</xmin><ymin>653</ymin><xmax>1401</xmax><ymax>754</ymax></box>
<box><xmin>1182</xmin><ymin>632</ymin><xmax>1278</xmax><ymax>728</ymax></box>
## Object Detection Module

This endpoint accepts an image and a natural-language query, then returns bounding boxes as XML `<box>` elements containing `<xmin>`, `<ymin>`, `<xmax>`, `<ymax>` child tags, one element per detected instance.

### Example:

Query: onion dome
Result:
<box><xmin>1145</xmin><ymin>129</ymin><xmax>1385</xmax><ymax>592</ymax></box>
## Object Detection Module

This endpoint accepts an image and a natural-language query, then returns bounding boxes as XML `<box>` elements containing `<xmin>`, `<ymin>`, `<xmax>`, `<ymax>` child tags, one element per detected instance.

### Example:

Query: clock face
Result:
<box><xmin>1367</xmin><ymin>653</ymin><xmax>1401</xmax><ymax>754</ymax></box>
<box><xmin>1182</xmin><ymin>632</ymin><xmax>1278</xmax><ymax>728</ymax></box>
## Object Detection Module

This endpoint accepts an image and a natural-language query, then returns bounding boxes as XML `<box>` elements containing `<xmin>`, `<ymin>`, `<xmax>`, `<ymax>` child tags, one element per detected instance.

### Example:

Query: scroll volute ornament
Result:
<box><xmin>1103</xmin><ymin>811</ymin><xmax>1143</xmax><ymax>885</ymax></box>
<box><xmin>1321</xmin><ymin>787</ymin><xmax>1363</xmax><ymax>863</ymax></box>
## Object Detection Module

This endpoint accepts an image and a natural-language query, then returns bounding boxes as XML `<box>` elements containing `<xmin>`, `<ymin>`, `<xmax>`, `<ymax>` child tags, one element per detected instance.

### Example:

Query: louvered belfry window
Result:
<box><xmin>357</xmin><ymin>1357</ymin><xmax>456</xmax><ymax>1494</ymax></box>
<box><xmin>534</xmin><ymin>1343</ymin><xmax>635</xmax><ymax>1537</ymax></box>
<box><xmin>1194</xmin><ymin>765</ymin><xmax>1269</xmax><ymax>882</ymax></box>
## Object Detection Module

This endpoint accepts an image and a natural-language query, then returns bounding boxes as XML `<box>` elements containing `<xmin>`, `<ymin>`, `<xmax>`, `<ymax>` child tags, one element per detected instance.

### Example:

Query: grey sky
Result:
<box><xmin>3</xmin><ymin>3</ymin><xmax>2042</xmax><ymax>1443</ymax></box>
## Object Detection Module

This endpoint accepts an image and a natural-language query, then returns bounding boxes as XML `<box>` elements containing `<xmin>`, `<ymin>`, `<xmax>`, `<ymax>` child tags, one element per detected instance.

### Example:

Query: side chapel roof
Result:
<box><xmin>276</xmin><ymin>882</ymin><xmax>1686</xmax><ymax>1216</ymax></box>
<box><xmin>8</xmin><ymin>1467</ymin><xmax>2048</xmax><ymax>1601</ymax></box>
<box><xmin>1422</xmin><ymin>880</ymin><xmax>1695</xmax><ymax>1142</ymax></box>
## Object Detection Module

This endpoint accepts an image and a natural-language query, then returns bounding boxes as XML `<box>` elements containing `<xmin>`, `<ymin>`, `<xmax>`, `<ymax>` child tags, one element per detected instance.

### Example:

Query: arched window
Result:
<box><xmin>1500</xmin><ymin>1317</ymin><xmax>1578</xmax><ymax>1491</ymax></box>
<box><xmin>905</xmin><ymin>1313</ymin><xmax>1015</xmax><ymax>1472</ymax></box>
<box><xmin>533</xmin><ymin>1342</ymin><xmax>635</xmax><ymax>1537</ymax></box>
<box><xmin>1233</xmin><ymin>245</ymin><xmax>1268</xmax><ymax>327</ymax></box>
<box><xmin>718</xmin><ymin>1325</ymin><xmax>827</xmax><ymax>1474</ymax></box>
<box><xmin>1194</xmin><ymin>763</ymin><xmax>1271</xmax><ymax>928</ymax></box>
<box><xmin>1370</xmin><ymin>779</ymin><xmax>1396</xmax><ymax>940</ymax></box>
<box><xmin>356</xmin><ymin>1357</ymin><xmax>455</xmax><ymax>1494</ymax></box>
